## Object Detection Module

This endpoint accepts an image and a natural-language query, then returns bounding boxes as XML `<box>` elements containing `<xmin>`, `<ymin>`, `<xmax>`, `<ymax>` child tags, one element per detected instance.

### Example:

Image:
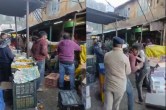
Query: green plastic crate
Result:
<box><xmin>13</xmin><ymin>80</ymin><xmax>37</xmax><ymax>110</ymax></box>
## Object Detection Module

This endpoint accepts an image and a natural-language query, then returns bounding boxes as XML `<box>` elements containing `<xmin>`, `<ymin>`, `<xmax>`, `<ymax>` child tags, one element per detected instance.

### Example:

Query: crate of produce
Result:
<box><xmin>13</xmin><ymin>80</ymin><xmax>37</xmax><ymax>110</ymax></box>
<box><xmin>45</xmin><ymin>73</ymin><xmax>59</xmax><ymax>88</ymax></box>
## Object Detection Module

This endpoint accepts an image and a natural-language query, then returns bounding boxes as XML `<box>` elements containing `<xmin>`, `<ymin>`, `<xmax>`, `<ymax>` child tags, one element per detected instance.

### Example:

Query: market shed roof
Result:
<box><xmin>0</xmin><ymin>0</ymin><xmax>43</xmax><ymax>17</ymax></box>
<box><xmin>86</xmin><ymin>7</ymin><xmax>126</xmax><ymax>25</ymax></box>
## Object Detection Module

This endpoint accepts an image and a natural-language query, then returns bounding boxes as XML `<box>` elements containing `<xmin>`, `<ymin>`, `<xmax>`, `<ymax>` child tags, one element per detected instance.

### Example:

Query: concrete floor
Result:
<box><xmin>88</xmin><ymin>74</ymin><xmax>164</xmax><ymax>110</ymax></box>
<box><xmin>5</xmin><ymin>75</ymin><xmax>164</xmax><ymax>110</ymax></box>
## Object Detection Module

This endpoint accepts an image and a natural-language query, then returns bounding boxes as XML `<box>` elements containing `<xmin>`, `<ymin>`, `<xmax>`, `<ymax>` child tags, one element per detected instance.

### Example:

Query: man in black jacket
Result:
<box><xmin>0</xmin><ymin>33</ymin><xmax>15</xmax><ymax>82</ymax></box>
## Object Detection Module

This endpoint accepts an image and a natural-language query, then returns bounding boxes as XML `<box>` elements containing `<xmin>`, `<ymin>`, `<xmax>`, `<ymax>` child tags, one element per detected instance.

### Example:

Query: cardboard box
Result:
<box><xmin>45</xmin><ymin>73</ymin><xmax>59</xmax><ymax>88</ymax></box>
<box><xmin>151</xmin><ymin>76</ymin><xmax>165</xmax><ymax>93</ymax></box>
<box><xmin>82</xmin><ymin>96</ymin><xmax>91</xmax><ymax>110</ymax></box>
<box><xmin>145</xmin><ymin>93</ymin><xmax>165</xmax><ymax>108</ymax></box>
<box><xmin>82</xmin><ymin>85</ymin><xmax>90</xmax><ymax>97</ymax></box>
<box><xmin>0</xmin><ymin>82</ymin><xmax>12</xmax><ymax>90</ymax></box>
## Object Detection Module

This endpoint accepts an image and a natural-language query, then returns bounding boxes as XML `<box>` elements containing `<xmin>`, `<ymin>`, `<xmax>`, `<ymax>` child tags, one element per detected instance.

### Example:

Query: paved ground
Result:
<box><xmin>89</xmin><ymin>74</ymin><xmax>163</xmax><ymax>110</ymax></box>
<box><xmin>5</xmin><ymin>74</ymin><xmax>164</xmax><ymax>110</ymax></box>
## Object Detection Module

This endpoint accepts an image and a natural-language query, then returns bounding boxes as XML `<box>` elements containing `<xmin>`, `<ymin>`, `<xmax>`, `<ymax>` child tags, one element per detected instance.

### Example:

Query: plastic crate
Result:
<box><xmin>58</xmin><ymin>90</ymin><xmax>84</xmax><ymax>110</ymax></box>
<box><xmin>87</xmin><ymin>55</ymin><xmax>95</xmax><ymax>66</ymax></box>
<box><xmin>13</xmin><ymin>80</ymin><xmax>37</xmax><ymax>110</ymax></box>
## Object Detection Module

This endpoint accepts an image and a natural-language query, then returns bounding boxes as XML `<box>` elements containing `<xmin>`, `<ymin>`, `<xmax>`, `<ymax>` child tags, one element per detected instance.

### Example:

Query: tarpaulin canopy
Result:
<box><xmin>0</xmin><ymin>0</ymin><xmax>43</xmax><ymax>17</ymax></box>
<box><xmin>86</xmin><ymin>7</ymin><xmax>126</xmax><ymax>25</ymax></box>
<box><xmin>1</xmin><ymin>29</ymin><xmax>14</xmax><ymax>33</ymax></box>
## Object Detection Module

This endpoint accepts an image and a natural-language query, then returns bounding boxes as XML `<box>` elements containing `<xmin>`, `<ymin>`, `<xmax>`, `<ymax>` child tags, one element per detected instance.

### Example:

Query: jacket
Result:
<box><xmin>58</xmin><ymin>39</ymin><xmax>81</xmax><ymax>63</ymax></box>
<box><xmin>104</xmin><ymin>48</ymin><xmax>131</xmax><ymax>94</ymax></box>
<box><xmin>31</xmin><ymin>38</ymin><xmax>48</xmax><ymax>61</ymax></box>
<box><xmin>0</xmin><ymin>39</ymin><xmax>14</xmax><ymax>63</ymax></box>
<box><xmin>93</xmin><ymin>43</ymin><xmax>104</xmax><ymax>63</ymax></box>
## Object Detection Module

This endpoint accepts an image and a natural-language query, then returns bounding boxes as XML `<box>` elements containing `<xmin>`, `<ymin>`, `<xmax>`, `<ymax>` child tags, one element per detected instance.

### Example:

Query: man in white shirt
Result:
<box><xmin>104</xmin><ymin>37</ymin><xmax>131</xmax><ymax>110</ymax></box>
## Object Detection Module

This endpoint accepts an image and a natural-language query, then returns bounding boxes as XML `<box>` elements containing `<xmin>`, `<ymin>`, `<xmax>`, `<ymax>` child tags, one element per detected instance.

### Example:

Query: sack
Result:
<box><xmin>145</xmin><ymin>45</ymin><xmax>166</xmax><ymax>58</ymax></box>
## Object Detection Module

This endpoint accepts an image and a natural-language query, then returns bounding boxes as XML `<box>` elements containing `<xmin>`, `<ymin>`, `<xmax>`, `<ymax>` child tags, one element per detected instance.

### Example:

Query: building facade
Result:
<box><xmin>28</xmin><ymin>0</ymin><xmax>85</xmax><ymax>27</ymax></box>
<box><xmin>104</xmin><ymin>0</ymin><xmax>166</xmax><ymax>45</ymax></box>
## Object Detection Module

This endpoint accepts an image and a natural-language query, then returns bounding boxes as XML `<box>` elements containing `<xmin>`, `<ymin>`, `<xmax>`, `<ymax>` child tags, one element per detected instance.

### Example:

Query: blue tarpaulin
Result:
<box><xmin>0</xmin><ymin>89</ymin><xmax>5</xmax><ymax>110</ymax></box>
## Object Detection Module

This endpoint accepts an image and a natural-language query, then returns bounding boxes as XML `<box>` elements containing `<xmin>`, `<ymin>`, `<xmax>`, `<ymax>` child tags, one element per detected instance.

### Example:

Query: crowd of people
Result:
<box><xmin>0</xmin><ymin>31</ymin><xmax>81</xmax><ymax>92</ymax></box>
<box><xmin>93</xmin><ymin>36</ymin><xmax>152</xmax><ymax>110</ymax></box>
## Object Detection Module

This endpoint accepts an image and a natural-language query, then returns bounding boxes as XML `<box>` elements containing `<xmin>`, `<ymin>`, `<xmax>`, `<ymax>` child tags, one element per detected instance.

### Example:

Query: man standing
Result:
<box><xmin>31</xmin><ymin>31</ymin><xmax>49</xmax><ymax>91</ymax></box>
<box><xmin>129</xmin><ymin>44</ymin><xmax>150</xmax><ymax>104</ymax></box>
<box><xmin>104</xmin><ymin>37</ymin><xmax>131</xmax><ymax>110</ymax></box>
<box><xmin>57</xmin><ymin>32</ymin><xmax>81</xmax><ymax>90</ymax></box>
<box><xmin>0</xmin><ymin>33</ymin><xmax>15</xmax><ymax>82</ymax></box>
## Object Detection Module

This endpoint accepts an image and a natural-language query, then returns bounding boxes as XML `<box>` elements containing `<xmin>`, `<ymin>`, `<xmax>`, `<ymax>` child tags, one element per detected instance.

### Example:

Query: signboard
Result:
<box><xmin>64</xmin><ymin>21</ymin><xmax>75</xmax><ymax>28</ymax></box>
<box><xmin>135</xmin><ymin>27</ymin><xmax>149</xmax><ymax>32</ymax></box>
<box><xmin>150</xmin><ymin>21</ymin><xmax>164</xmax><ymax>31</ymax></box>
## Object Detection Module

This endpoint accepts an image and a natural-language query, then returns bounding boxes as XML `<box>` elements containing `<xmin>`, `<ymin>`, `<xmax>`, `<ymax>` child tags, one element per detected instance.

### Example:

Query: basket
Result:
<box><xmin>13</xmin><ymin>80</ymin><xmax>37</xmax><ymax>110</ymax></box>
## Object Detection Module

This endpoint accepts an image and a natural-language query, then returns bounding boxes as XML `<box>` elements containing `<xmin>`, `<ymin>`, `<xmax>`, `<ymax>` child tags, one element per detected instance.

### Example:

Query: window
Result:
<box><xmin>47</xmin><ymin>0</ymin><xmax>60</xmax><ymax>16</ymax></box>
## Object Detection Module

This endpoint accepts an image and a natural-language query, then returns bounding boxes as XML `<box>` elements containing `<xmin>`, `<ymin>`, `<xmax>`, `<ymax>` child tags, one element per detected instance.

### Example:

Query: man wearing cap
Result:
<box><xmin>104</xmin><ymin>37</ymin><xmax>131</xmax><ymax>110</ymax></box>
<box><xmin>31</xmin><ymin>31</ymin><xmax>49</xmax><ymax>91</ymax></box>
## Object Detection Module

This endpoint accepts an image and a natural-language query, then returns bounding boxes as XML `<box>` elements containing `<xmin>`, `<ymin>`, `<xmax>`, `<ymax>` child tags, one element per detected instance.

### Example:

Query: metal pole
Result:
<box><xmin>116</xmin><ymin>19</ymin><xmax>118</xmax><ymax>37</ymax></box>
<box><xmin>160</xmin><ymin>31</ymin><xmax>163</xmax><ymax>45</ymax></box>
<box><xmin>72</xmin><ymin>13</ymin><xmax>77</xmax><ymax>40</ymax></box>
<box><xmin>163</xmin><ymin>25</ymin><xmax>166</xmax><ymax>46</ymax></box>
<box><xmin>140</xmin><ymin>25</ymin><xmax>143</xmax><ymax>43</ymax></box>
<box><xmin>125</xmin><ymin>30</ymin><xmax>128</xmax><ymax>42</ymax></box>
<box><xmin>26</xmin><ymin>0</ymin><xmax>29</xmax><ymax>58</ymax></box>
<box><xmin>49</xmin><ymin>26</ymin><xmax>52</xmax><ymax>41</ymax></box>
<box><xmin>14</xmin><ymin>16</ymin><xmax>18</xmax><ymax>50</ymax></box>
<box><xmin>102</xmin><ymin>24</ymin><xmax>104</xmax><ymax>42</ymax></box>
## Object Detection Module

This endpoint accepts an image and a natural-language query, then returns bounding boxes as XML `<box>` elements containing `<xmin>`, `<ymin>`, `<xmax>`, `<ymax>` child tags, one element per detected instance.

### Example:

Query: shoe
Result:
<box><xmin>37</xmin><ymin>88</ymin><xmax>43</xmax><ymax>92</ymax></box>
<box><xmin>135</xmin><ymin>100</ymin><xmax>144</xmax><ymax>105</ymax></box>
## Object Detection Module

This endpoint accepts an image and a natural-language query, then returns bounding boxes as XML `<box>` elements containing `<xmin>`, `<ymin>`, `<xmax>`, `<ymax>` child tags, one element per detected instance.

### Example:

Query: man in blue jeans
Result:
<box><xmin>126</xmin><ymin>78</ymin><xmax>134</xmax><ymax>110</ymax></box>
<box><xmin>31</xmin><ymin>31</ymin><xmax>49</xmax><ymax>91</ymax></box>
<box><xmin>123</xmin><ymin>47</ymin><xmax>134</xmax><ymax>110</ymax></box>
<box><xmin>57</xmin><ymin>32</ymin><xmax>81</xmax><ymax>90</ymax></box>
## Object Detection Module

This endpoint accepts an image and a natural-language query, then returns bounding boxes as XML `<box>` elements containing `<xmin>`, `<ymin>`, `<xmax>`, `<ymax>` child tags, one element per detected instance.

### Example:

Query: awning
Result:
<box><xmin>17</xmin><ymin>10</ymin><xmax>86</xmax><ymax>34</ymax></box>
<box><xmin>86</xmin><ymin>8</ymin><xmax>126</xmax><ymax>25</ymax></box>
<box><xmin>0</xmin><ymin>0</ymin><xmax>43</xmax><ymax>17</ymax></box>
<box><xmin>1</xmin><ymin>29</ymin><xmax>14</xmax><ymax>33</ymax></box>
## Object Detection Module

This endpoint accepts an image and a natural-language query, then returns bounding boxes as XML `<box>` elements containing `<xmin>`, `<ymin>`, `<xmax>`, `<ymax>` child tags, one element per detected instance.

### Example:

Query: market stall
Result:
<box><xmin>11</xmin><ymin>52</ymin><xmax>40</xmax><ymax>110</ymax></box>
<box><xmin>0</xmin><ymin>0</ymin><xmax>43</xmax><ymax>109</ymax></box>
<box><xmin>86</xmin><ymin>7</ymin><xmax>126</xmax><ymax>103</ymax></box>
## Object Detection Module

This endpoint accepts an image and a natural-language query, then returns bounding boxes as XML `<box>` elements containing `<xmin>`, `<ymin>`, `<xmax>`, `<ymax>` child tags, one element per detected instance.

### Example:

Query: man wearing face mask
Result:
<box><xmin>93</xmin><ymin>40</ymin><xmax>104</xmax><ymax>63</ymax></box>
<box><xmin>93</xmin><ymin>39</ymin><xmax>104</xmax><ymax>76</ymax></box>
<box><xmin>0</xmin><ymin>33</ymin><xmax>15</xmax><ymax>82</ymax></box>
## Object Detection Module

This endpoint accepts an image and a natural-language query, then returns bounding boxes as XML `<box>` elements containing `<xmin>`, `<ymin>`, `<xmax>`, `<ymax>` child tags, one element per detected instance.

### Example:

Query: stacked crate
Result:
<box><xmin>86</xmin><ymin>55</ymin><xmax>96</xmax><ymax>84</ymax></box>
<box><xmin>13</xmin><ymin>80</ymin><xmax>37</xmax><ymax>110</ymax></box>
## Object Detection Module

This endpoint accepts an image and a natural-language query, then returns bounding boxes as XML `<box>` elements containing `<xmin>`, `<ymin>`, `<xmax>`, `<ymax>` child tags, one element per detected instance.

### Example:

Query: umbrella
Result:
<box><xmin>0</xmin><ymin>0</ymin><xmax>43</xmax><ymax>57</ymax></box>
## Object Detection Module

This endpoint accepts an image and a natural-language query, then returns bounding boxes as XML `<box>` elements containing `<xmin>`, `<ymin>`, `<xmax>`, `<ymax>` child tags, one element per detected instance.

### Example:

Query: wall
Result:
<box><xmin>104</xmin><ymin>0</ymin><xmax>166</xmax><ymax>31</ymax></box>
<box><xmin>28</xmin><ymin>0</ymin><xmax>85</xmax><ymax>27</ymax></box>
